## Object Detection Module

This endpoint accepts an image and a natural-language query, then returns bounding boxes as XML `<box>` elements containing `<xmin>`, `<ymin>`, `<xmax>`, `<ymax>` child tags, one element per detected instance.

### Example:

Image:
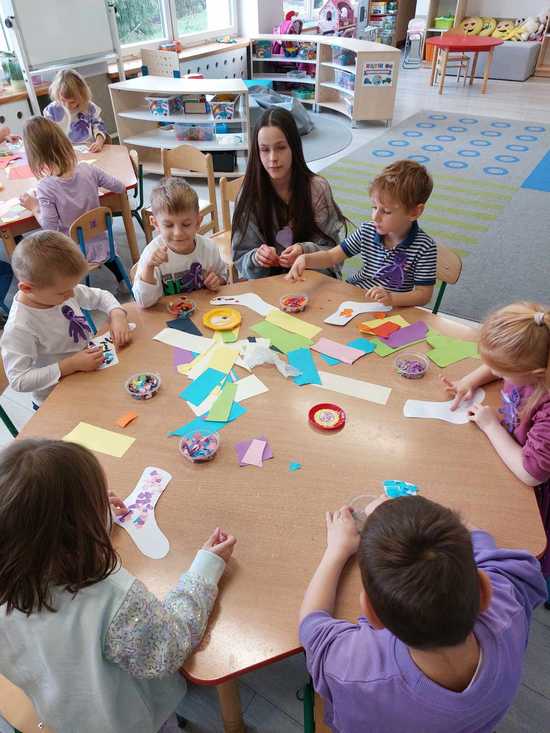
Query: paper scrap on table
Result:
<box><xmin>266</xmin><ymin>309</ymin><xmax>321</xmax><ymax>339</ymax></box>
<box><xmin>234</xmin><ymin>374</ymin><xmax>268</xmax><ymax>402</ymax></box>
<box><xmin>319</xmin><ymin>337</ymin><xmax>375</xmax><ymax>366</ymax></box>
<box><xmin>315</xmin><ymin>371</ymin><xmax>392</xmax><ymax>406</ymax></box>
<box><xmin>74</xmin><ymin>144</ymin><xmax>89</xmax><ymax>153</ymax></box>
<box><xmin>425</xmin><ymin>331</ymin><xmax>480</xmax><ymax>367</ymax></box>
<box><xmin>185</xmin><ymin>384</ymin><xmax>222</xmax><ymax>416</ymax></box>
<box><xmin>173</xmin><ymin>347</ymin><xmax>197</xmax><ymax>369</ymax></box>
<box><xmin>222</xmin><ymin>326</ymin><xmax>239</xmax><ymax>343</ymax></box>
<box><xmin>235</xmin><ymin>436</ymin><xmax>273</xmax><ymax>466</ymax></box>
<box><xmin>403</xmin><ymin>389</ymin><xmax>485</xmax><ymax>425</ymax></box>
<box><xmin>0</xmin><ymin>154</ymin><xmax>22</xmax><ymax>169</ymax></box>
<box><xmin>80</xmin><ymin>158</ymin><xmax>97</xmax><ymax>165</ymax></box>
<box><xmin>287</xmin><ymin>347</ymin><xmax>321</xmax><ymax>386</ymax></box>
<box><xmin>206</xmin><ymin>381</ymin><xmax>237</xmax><ymax>422</ymax></box>
<box><xmin>153</xmin><ymin>327</ymin><xmax>212</xmax><ymax>354</ymax></box>
<box><xmin>250</xmin><ymin>320</ymin><xmax>313</xmax><ymax>354</ymax></box>
<box><xmin>166</xmin><ymin>316</ymin><xmax>202</xmax><ymax>336</ymax></box>
<box><xmin>116</xmin><ymin>411</ymin><xmax>138</xmax><ymax>428</ymax></box>
<box><xmin>7</xmin><ymin>164</ymin><xmax>34</xmax><ymax>180</ymax></box>
<box><xmin>210</xmin><ymin>292</ymin><xmax>276</xmax><ymax>317</ymax></box>
<box><xmin>289</xmin><ymin>462</ymin><xmax>302</xmax><ymax>472</ymax></box>
<box><xmin>380</xmin><ymin>320</ymin><xmax>428</xmax><ymax>348</ymax></box>
<box><xmin>241</xmin><ymin>438</ymin><xmax>267</xmax><ymax>467</ymax></box>
<box><xmin>64</xmin><ymin>422</ymin><xmax>135</xmax><ymax>457</ymax></box>
<box><xmin>324</xmin><ymin>300</ymin><xmax>392</xmax><ymax>326</ymax></box>
<box><xmin>115</xmin><ymin>467</ymin><xmax>171</xmax><ymax>560</ymax></box>
<box><xmin>179</xmin><ymin>368</ymin><xmax>226</xmax><ymax>406</ymax></box>
<box><xmin>360</xmin><ymin>314</ymin><xmax>409</xmax><ymax>332</ymax></box>
<box><xmin>208</xmin><ymin>344</ymin><xmax>239</xmax><ymax>374</ymax></box>
<box><xmin>89</xmin><ymin>331</ymin><xmax>118</xmax><ymax>369</ymax></box>
<box><xmin>169</xmin><ymin>403</ymin><xmax>247</xmax><ymax>438</ymax></box>
<box><xmin>312</xmin><ymin>337</ymin><xmax>366</xmax><ymax>365</ymax></box>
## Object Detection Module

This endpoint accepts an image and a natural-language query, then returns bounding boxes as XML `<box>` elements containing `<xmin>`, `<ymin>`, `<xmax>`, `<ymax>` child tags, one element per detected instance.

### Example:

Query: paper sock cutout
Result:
<box><xmin>89</xmin><ymin>331</ymin><xmax>118</xmax><ymax>369</ymax></box>
<box><xmin>210</xmin><ymin>293</ymin><xmax>276</xmax><ymax>317</ymax></box>
<box><xmin>403</xmin><ymin>389</ymin><xmax>485</xmax><ymax>425</ymax></box>
<box><xmin>324</xmin><ymin>301</ymin><xmax>392</xmax><ymax>326</ymax></box>
<box><xmin>115</xmin><ymin>467</ymin><xmax>172</xmax><ymax>559</ymax></box>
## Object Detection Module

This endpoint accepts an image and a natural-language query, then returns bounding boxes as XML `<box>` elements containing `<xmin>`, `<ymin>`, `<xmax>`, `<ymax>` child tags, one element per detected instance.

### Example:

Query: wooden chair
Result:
<box><xmin>434</xmin><ymin>49</ymin><xmax>471</xmax><ymax>86</ymax></box>
<box><xmin>69</xmin><ymin>207</ymin><xmax>133</xmax><ymax>296</ymax></box>
<box><xmin>432</xmin><ymin>243</ymin><xmax>462</xmax><ymax>315</ymax></box>
<box><xmin>141</xmin><ymin>145</ymin><xmax>220</xmax><ymax>243</ymax></box>
<box><xmin>209</xmin><ymin>175</ymin><xmax>244</xmax><ymax>285</ymax></box>
<box><xmin>0</xmin><ymin>359</ymin><xmax>17</xmax><ymax>438</ymax></box>
<box><xmin>0</xmin><ymin>674</ymin><xmax>55</xmax><ymax>732</ymax></box>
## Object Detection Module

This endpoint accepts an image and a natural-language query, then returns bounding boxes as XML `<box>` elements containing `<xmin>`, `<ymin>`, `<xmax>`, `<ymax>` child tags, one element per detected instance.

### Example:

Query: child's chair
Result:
<box><xmin>69</xmin><ymin>206</ymin><xmax>134</xmax><ymax>295</ymax></box>
<box><xmin>209</xmin><ymin>175</ymin><xmax>244</xmax><ymax>284</ymax></box>
<box><xmin>0</xmin><ymin>359</ymin><xmax>17</xmax><ymax>438</ymax></box>
<box><xmin>434</xmin><ymin>49</ymin><xmax>471</xmax><ymax>85</ymax></box>
<box><xmin>432</xmin><ymin>244</ymin><xmax>462</xmax><ymax>315</ymax></box>
<box><xmin>0</xmin><ymin>674</ymin><xmax>54</xmax><ymax>733</ymax></box>
<box><xmin>300</xmin><ymin>677</ymin><xmax>331</xmax><ymax>733</ymax></box>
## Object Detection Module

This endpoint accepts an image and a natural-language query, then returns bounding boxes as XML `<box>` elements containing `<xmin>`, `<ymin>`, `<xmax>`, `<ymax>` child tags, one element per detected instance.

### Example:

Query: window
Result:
<box><xmin>283</xmin><ymin>0</ymin><xmax>358</xmax><ymax>22</ymax></box>
<box><xmin>115</xmin><ymin>0</ymin><xmax>236</xmax><ymax>51</ymax></box>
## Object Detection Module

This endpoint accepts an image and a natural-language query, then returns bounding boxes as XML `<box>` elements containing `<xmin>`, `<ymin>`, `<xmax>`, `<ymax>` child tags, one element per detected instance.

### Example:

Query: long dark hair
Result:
<box><xmin>0</xmin><ymin>439</ymin><xmax>119</xmax><ymax>615</ymax></box>
<box><xmin>233</xmin><ymin>107</ymin><xmax>347</xmax><ymax>246</ymax></box>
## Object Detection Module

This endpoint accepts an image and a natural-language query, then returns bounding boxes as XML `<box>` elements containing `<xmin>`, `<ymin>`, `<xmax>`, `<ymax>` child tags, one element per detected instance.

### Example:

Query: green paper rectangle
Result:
<box><xmin>222</xmin><ymin>328</ymin><xmax>238</xmax><ymax>343</ymax></box>
<box><xmin>250</xmin><ymin>320</ymin><xmax>314</xmax><ymax>354</ymax></box>
<box><xmin>206</xmin><ymin>381</ymin><xmax>237</xmax><ymax>422</ymax></box>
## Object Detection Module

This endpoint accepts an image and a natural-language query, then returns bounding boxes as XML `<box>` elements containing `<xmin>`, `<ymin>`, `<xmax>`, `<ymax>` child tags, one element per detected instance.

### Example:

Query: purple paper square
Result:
<box><xmin>235</xmin><ymin>436</ymin><xmax>273</xmax><ymax>466</ymax></box>
<box><xmin>173</xmin><ymin>347</ymin><xmax>196</xmax><ymax>369</ymax></box>
<box><xmin>381</xmin><ymin>321</ymin><xmax>428</xmax><ymax>348</ymax></box>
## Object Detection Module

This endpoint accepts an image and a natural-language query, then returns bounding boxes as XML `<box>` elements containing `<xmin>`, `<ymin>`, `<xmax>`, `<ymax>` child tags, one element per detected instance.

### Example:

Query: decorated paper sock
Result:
<box><xmin>403</xmin><ymin>389</ymin><xmax>485</xmax><ymax>425</ymax></box>
<box><xmin>115</xmin><ymin>467</ymin><xmax>172</xmax><ymax>559</ymax></box>
<box><xmin>324</xmin><ymin>301</ymin><xmax>392</xmax><ymax>326</ymax></box>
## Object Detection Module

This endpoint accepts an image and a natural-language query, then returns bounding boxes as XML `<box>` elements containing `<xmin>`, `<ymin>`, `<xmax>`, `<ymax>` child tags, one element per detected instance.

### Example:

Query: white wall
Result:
<box><xmin>238</xmin><ymin>0</ymin><xmax>283</xmax><ymax>36</ymax></box>
<box><xmin>465</xmin><ymin>0</ymin><xmax>545</xmax><ymax>17</ymax></box>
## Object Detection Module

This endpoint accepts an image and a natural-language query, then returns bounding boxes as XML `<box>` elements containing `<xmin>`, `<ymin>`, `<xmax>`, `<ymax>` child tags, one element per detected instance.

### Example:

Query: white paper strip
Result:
<box><xmin>234</xmin><ymin>374</ymin><xmax>269</xmax><ymax>402</ymax></box>
<box><xmin>314</xmin><ymin>371</ymin><xmax>392</xmax><ymax>406</ymax></box>
<box><xmin>403</xmin><ymin>389</ymin><xmax>485</xmax><ymax>425</ymax></box>
<box><xmin>153</xmin><ymin>328</ymin><xmax>212</xmax><ymax>354</ymax></box>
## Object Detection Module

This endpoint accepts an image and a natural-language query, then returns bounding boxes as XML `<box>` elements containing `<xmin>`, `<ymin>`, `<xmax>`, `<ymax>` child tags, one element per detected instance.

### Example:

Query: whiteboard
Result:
<box><xmin>9</xmin><ymin>0</ymin><xmax>115</xmax><ymax>69</ymax></box>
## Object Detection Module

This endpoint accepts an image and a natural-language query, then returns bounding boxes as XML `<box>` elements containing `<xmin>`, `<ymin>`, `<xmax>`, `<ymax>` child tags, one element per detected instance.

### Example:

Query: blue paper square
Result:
<box><xmin>288</xmin><ymin>347</ymin><xmax>322</xmax><ymax>386</ymax></box>
<box><xmin>179</xmin><ymin>368</ymin><xmax>226</xmax><ymax>406</ymax></box>
<box><xmin>169</xmin><ymin>402</ymin><xmax>247</xmax><ymax>437</ymax></box>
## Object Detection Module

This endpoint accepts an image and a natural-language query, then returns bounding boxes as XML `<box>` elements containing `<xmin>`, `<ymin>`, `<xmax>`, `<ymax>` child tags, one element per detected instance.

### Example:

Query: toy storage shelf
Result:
<box><xmin>109</xmin><ymin>76</ymin><xmax>250</xmax><ymax>176</ymax></box>
<box><xmin>250</xmin><ymin>34</ymin><xmax>400</xmax><ymax>125</ymax></box>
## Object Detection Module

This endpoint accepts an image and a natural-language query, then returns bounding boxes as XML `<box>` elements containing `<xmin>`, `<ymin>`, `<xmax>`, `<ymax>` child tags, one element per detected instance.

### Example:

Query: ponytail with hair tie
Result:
<box><xmin>534</xmin><ymin>311</ymin><xmax>546</xmax><ymax>326</ymax></box>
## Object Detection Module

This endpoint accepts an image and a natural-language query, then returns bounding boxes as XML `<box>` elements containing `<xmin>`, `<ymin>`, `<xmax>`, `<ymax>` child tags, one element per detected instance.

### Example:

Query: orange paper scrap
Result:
<box><xmin>116</xmin><ymin>411</ymin><xmax>138</xmax><ymax>428</ymax></box>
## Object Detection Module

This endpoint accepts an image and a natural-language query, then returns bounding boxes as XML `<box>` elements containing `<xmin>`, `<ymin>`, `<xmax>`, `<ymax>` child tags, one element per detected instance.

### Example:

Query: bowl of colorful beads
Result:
<box><xmin>125</xmin><ymin>372</ymin><xmax>162</xmax><ymax>400</ymax></box>
<box><xmin>394</xmin><ymin>352</ymin><xmax>429</xmax><ymax>379</ymax></box>
<box><xmin>179</xmin><ymin>432</ymin><xmax>220</xmax><ymax>463</ymax></box>
<box><xmin>280</xmin><ymin>293</ymin><xmax>309</xmax><ymax>313</ymax></box>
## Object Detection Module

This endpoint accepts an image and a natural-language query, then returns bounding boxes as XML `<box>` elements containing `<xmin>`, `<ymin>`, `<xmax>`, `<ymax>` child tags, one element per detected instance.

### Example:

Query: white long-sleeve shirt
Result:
<box><xmin>133</xmin><ymin>234</ymin><xmax>227</xmax><ymax>308</ymax></box>
<box><xmin>1</xmin><ymin>284</ymin><xmax>122</xmax><ymax>405</ymax></box>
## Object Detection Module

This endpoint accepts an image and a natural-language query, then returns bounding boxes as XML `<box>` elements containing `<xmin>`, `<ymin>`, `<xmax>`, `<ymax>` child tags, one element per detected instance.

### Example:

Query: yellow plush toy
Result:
<box><xmin>458</xmin><ymin>16</ymin><xmax>483</xmax><ymax>35</ymax></box>
<box><xmin>479</xmin><ymin>17</ymin><xmax>497</xmax><ymax>36</ymax></box>
<box><xmin>492</xmin><ymin>19</ymin><xmax>515</xmax><ymax>38</ymax></box>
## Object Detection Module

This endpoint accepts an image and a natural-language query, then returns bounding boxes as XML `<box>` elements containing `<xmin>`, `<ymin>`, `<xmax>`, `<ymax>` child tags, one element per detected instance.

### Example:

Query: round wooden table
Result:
<box><xmin>426</xmin><ymin>34</ymin><xmax>504</xmax><ymax>95</ymax></box>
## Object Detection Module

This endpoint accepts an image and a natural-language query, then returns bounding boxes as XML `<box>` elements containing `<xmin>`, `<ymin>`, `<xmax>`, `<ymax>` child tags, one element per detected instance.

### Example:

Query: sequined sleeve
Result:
<box><xmin>104</xmin><ymin>566</ymin><xmax>219</xmax><ymax>678</ymax></box>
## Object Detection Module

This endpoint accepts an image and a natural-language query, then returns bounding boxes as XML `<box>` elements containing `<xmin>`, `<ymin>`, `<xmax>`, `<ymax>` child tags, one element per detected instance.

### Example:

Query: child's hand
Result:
<box><xmin>468</xmin><ymin>402</ymin><xmax>500</xmax><ymax>433</ymax></box>
<box><xmin>110</xmin><ymin>309</ymin><xmax>130</xmax><ymax>348</ymax></box>
<box><xmin>254</xmin><ymin>244</ymin><xmax>279</xmax><ymax>268</ymax></box>
<box><xmin>279</xmin><ymin>244</ymin><xmax>304</xmax><ymax>269</ymax></box>
<box><xmin>441</xmin><ymin>376</ymin><xmax>475</xmax><ymax>411</ymax></box>
<box><xmin>365</xmin><ymin>286</ymin><xmax>393</xmax><ymax>306</ymax></box>
<box><xmin>203</xmin><ymin>527</ymin><xmax>237</xmax><ymax>562</ymax></box>
<box><xmin>203</xmin><ymin>271</ymin><xmax>223</xmax><ymax>291</ymax></box>
<box><xmin>19</xmin><ymin>192</ymin><xmax>38</xmax><ymax>212</ymax></box>
<box><xmin>61</xmin><ymin>346</ymin><xmax>104</xmax><ymax>376</ymax></box>
<box><xmin>108</xmin><ymin>491</ymin><xmax>128</xmax><ymax>517</ymax></box>
<box><xmin>6</xmin><ymin>134</ymin><xmax>21</xmax><ymax>144</ymax></box>
<box><xmin>89</xmin><ymin>137</ymin><xmax>105</xmax><ymax>153</ymax></box>
<box><xmin>146</xmin><ymin>243</ymin><xmax>169</xmax><ymax>269</ymax></box>
<box><xmin>285</xmin><ymin>253</ymin><xmax>306</xmax><ymax>282</ymax></box>
<box><xmin>326</xmin><ymin>506</ymin><xmax>360</xmax><ymax>562</ymax></box>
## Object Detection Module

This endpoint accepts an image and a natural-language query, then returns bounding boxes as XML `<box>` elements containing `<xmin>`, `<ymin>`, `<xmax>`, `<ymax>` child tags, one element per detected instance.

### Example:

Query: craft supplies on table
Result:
<box><xmin>348</xmin><ymin>493</ymin><xmax>379</xmax><ymax>531</ymax></box>
<box><xmin>280</xmin><ymin>293</ymin><xmax>308</xmax><ymax>313</ymax></box>
<box><xmin>203</xmin><ymin>307</ymin><xmax>242</xmax><ymax>331</ymax></box>
<box><xmin>394</xmin><ymin>352</ymin><xmax>429</xmax><ymax>379</ymax></box>
<box><xmin>309</xmin><ymin>402</ymin><xmax>346</xmax><ymax>431</ymax></box>
<box><xmin>179</xmin><ymin>432</ymin><xmax>220</xmax><ymax>463</ymax></box>
<box><xmin>167</xmin><ymin>297</ymin><xmax>196</xmax><ymax>317</ymax></box>
<box><xmin>125</xmin><ymin>372</ymin><xmax>161</xmax><ymax>400</ymax></box>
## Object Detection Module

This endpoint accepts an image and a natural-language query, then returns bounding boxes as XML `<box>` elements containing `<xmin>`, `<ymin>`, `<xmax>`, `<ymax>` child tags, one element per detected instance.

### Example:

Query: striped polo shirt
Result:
<box><xmin>340</xmin><ymin>220</ymin><xmax>437</xmax><ymax>292</ymax></box>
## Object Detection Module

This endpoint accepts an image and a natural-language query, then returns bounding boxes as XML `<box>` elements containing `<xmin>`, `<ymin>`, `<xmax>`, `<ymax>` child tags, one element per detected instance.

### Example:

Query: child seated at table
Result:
<box><xmin>19</xmin><ymin>116</ymin><xmax>128</xmax><ymax>291</ymax></box>
<box><xmin>43</xmin><ymin>68</ymin><xmax>108</xmax><ymax>153</ymax></box>
<box><xmin>0</xmin><ymin>231</ymin><xmax>130</xmax><ymax>407</ymax></box>
<box><xmin>286</xmin><ymin>160</ymin><xmax>437</xmax><ymax>307</ymax></box>
<box><xmin>133</xmin><ymin>177</ymin><xmax>227</xmax><ymax>307</ymax></box>
<box><xmin>0</xmin><ymin>437</ymin><xmax>237</xmax><ymax>732</ymax></box>
<box><xmin>300</xmin><ymin>496</ymin><xmax>546</xmax><ymax>733</ymax></box>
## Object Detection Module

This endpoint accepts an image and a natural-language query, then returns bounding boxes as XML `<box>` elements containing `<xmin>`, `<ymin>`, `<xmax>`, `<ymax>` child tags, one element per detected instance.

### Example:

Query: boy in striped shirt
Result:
<box><xmin>286</xmin><ymin>160</ymin><xmax>437</xmax><ymax>307</ymax></box>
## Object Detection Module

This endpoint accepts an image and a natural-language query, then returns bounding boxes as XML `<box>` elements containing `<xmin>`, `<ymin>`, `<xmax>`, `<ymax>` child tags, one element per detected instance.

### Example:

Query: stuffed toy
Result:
<box><xmin>502</xmin><ymin>17</ymin><xmax>539</xmax><ymax>41</ymax></box>
<box><xmin>479</xmin><ymin>17</ymin><xmax>497</xmax><ymax>36</ymax></box>
<box><xmin>458</xmin><ymin>16</ymin><xmax>483</xmax><ymax>35</ymax></box>
<box><xmin>492</xmin><ymin>19</ymin><xmax>516</xmax><ymax>38</ymax></box>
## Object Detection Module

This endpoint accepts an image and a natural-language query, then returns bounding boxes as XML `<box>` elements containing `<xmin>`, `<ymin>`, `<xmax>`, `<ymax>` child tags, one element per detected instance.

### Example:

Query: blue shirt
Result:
<box><xmin>340</xmin><ymin>220</ymin><xmax>437</xmax><ymax>291</ymax></box>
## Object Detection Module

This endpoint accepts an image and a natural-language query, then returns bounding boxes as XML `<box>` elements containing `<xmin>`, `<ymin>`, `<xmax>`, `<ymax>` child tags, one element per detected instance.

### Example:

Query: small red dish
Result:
<box><xmin>308</xmin><ymin>403</ymin><xmax>346</xmax><ymax>431</ymax></box>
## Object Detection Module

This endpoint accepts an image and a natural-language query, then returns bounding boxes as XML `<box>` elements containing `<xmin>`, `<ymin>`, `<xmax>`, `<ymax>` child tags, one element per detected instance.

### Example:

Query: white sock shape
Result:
<box><xmin>324</xmin><ymin>301</ymin><xmax>392</xmax><ymax>326</ymax></box>
<box><xmin>115</xmin><ymin>467</ymin><xmax>172</xmax><ymax>559</ymax></box>
<box><xmin>403</xmin><ymin>389</ymin><xmax>485</xmax><ymax>425</ymax></box>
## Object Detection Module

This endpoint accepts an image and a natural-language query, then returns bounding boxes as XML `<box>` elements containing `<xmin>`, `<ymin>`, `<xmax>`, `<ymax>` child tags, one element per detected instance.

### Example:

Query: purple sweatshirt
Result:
<box><xmin>36</xmin><ymin>163</ymin><xmax>125</xmax><ymax>263</ymax></box>
<box><xmin>300</xmin><ymin>531</ymin><xmax>546</xmax><ymax>733</ymax></box>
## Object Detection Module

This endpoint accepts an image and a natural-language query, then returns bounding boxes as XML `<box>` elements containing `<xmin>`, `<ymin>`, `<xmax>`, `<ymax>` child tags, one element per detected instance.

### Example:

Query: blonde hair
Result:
<box><xmin>480</xmin><ymin>302</ymin><xmax>550</xmax><ymax>418</ymax></box>
<box><xmin>369</xmin><ymin>160</ymin><xmax>433</xmax><ymax>211</ymax></box>
<box><xmin>150</xmin><ymin>177</ymin><xmax>199</xmax><ymax>216</ymax></box>
<box><xmin>23</xmin><ymin>116</ymin><xmax>77</xmax><ymax>178</ymax></box>
<box><xmin>12</xmin><ymin>231</ymin><xmax>88</xmax><ymax>287</ymax></box>
<box><xmin>49</xmin><ymin>69</ymin><xmax>91</xmax><ymax>108</ymax></box>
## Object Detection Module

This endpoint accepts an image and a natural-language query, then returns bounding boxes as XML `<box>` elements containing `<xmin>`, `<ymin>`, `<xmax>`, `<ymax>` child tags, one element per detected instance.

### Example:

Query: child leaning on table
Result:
<box><xmin>444</xmin><ymin>301</ymin><xmax>550</xmax><ymax>602</ymax></box>
<box><xmin>0</xmin><ymin>231</ymin><xmax>130</xmax><ymax>407</ymax></box>
<box><xmin>133</xmin><ymin>177</ymin><xmax>227</xmax><ymax>308</ymax></box>
<box><xmin>0</xmin><ymin>438</ymin><xmax>237</xmax><ymax>733</ymax></box>
<box><xmin>286</xmin><ymin>160</ymin><xmax>437</xmax><ymax>307</ymax></box>
<box><xmin>300</xmin><ymin>496</ymin><xmax>546</xmax><ymax>733</ymax></box>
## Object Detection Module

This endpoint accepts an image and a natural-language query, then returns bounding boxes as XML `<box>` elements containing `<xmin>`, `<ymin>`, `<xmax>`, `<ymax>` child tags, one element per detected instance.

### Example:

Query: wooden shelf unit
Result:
<box><xmin>250</xmin><ymin>34</ymin><xmax>400</xmax><ymax>125</ymax></box>
<box><xmin>536</xmin><ymin>17</ymin><xmax>550</xmax><ymax>76</ymax></box>
<box><xmin>109</xmin><ymin>76</ymin><xmax>250</xmax><ymax>177</ymax></box>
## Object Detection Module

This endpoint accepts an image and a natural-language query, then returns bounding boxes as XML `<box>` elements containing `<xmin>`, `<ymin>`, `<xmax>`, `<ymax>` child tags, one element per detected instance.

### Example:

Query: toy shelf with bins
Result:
<box><xmin>109</xmin><ymin>76</ymin><xmax>250</xmax><ymax>178</ymax></box>
<box><xmin>250</xmin><ymin>34</ymin><xmax>400</xmax><ymax>125</ymax></box>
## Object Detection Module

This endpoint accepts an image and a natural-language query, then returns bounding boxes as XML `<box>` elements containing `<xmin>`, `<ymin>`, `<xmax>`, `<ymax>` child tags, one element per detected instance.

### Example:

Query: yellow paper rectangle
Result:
<box><xmin>360</xmin><ymin>314</ymin><xmax>410</xmax><ymax>330</ymax></box>
<box><xmin>208</xmin><ymin>345</ymin><xmax>239</xmax><ymax>374</ymax></box>
<box><xmin>64</xmin><ymin>422</ymin><xmax>135</xmax><ymax>458</ymax></box>
<box><xmin>266</xmin><ymin>309</ymin><xmax>321</xmax><ymax>339</ymax></box>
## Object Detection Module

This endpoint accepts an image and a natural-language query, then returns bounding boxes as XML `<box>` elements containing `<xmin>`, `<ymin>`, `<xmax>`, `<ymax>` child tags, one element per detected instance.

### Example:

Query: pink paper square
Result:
<box><xmin>312</xmin><ymin>337</ymin><xmax>365</xmax><ymax>365</ymax></box>
<box><xmin>241</xmin><ymin>438</ymin><xmax>267</xmax><ymax>467</ymax></box>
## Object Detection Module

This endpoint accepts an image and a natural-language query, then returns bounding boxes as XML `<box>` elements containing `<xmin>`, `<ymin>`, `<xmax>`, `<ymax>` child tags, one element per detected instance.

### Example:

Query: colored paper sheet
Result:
<box><xmin>206</xmin><ymin>381</ymin><xmax>237</xmax><ymax>422</ymax></box>
<box><xmin>359</xmin><ymin>314</ymin><xmax>409</xmax><ymax>333</ymax></box>
<box><xmin>0</xmin><ymin>154</ymin><xmax>21</xmax><ymax>168</ymax></box>
<box><xmin>64</xmin><ymin>422</ymin><xmax>135</xmax><ymax>458</ymax></box>
<box><xmin>366</xmin><ymin>321</ymin><xmax>401</xmax><ymax>338</ymax></box>
<box><xmin>425</xmin><ymin>331</ymin><xmax>479</xmax><ymax>367</ymax></box>
<box><xmin>289</xmin><ymin>462</ymin><xmax>302</xmax><ymax>472</ymax></box>
<box><xmin>315</xmin><ymin>371</ymin><xmax>391</xmax><ymax>406</ymax></box>
<box><xmin>186</xmin><ymin>384</ymin><xmax>222</xmax><ymax>416</ymax></box>
<box><xmin>153</xmin><ymin>328</ymin><xmax>212</xmax><ymax>354</ymax></box>
<box><xmin>320</xmin><ymin>353</ymin><xmax>341</xmax><ymax>366</ymax></box>
<box><xmin>241</xmin><ymin>438</ymin><xmax>267</xmax><ymax>467</ymax></box>
<box><xmin>234</xmin><ymin>374</ymin><xmax>268</xmax><ymax>402</ymax></box>
<box><xmin>179</xmin><ymin>368</ymin><xmax>226</xmax><ymax>406</ymax></box>
<box><xmin>208</xmin><ymin>345</ymin><xmax>239</xmax><ymax>374</ymax></box>
<box><xmin>166</xmin><ymin>317</ymin><xmax>202</xmax><ymax>336</ymax></box>
<box><xmin>266</xmin><ymin>309</ymin><xmax>322</xmax><ymax>339</ymax></box>
<box><xmin>320</xmin><ymin>337</ymin><xmax>375</xmax><ymax>366</ymax></box>
<box><xmin>116</xmin><ymin>411</ymin><xmax>138</xmax><ymax>428</ymax></box>
<box><xmin>168</xmin><ymin>403</ymin><xmax>247</xmax><ymax>437</ymax></box>
<box><xmin>7</xmin><ymin>163</ymin><xmax>34</xmax><ymax>180</ymax></box>
<box><xmin>381</xmin><ymin>320</ymin><xmax>428</xmax><ymax>348</ymax></box>
<box><xmin>287</xmin><ymin>347</ymin><xmax>321</xmax><ymax>386</ymax></box>
<box><xmin>173</xmin><ymin>347</ymin><xmax>197</xmax><ymax>369</ymax></box>
<box><xmin>221</xmin><ymin>326</ymin><xmax>240</xmax><ymax>343</ymax></box>
<box><xmin>370</xmin><ymin>337</ymin><xmax>398</xmax><ymax>357</ymax></box>
<box><xmin>311</xmin><ymin>337</ymin><xmax>365</xmax><ymax>365</ymax></box>
<box><xmin>210</xmin><ymin>292</ymin><xmax>275</xmax><ymax>316</ymax></box>
<box><xmin>183</xmin><ymin>343</ymin><xmax>217</xmax><ymax>379</ymax></box>
<box><xmin>250</xmin><ymin>320</ymin><xmax>313</xmax><ymax>354</ymax></box>
<box><xmin>235</xmin><ymin>436</ymin><xmax>273</xmax><ymax>466</ymax></box>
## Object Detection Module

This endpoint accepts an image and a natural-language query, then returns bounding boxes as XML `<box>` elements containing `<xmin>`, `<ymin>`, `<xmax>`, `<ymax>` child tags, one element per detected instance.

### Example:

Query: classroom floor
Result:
<box><xmin>1</xmin><ymin>61</ymin><xmax>549</xmax><ymax>732</ymax></box>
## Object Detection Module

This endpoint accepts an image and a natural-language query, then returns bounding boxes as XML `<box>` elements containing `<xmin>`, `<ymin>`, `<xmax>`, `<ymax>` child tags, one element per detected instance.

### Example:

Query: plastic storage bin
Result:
<box><xmin>175</xmin><ymin>122</ymin><xmax>215</xmax><ymax>141</ymax></box>
<box><xmin>435</xmin><ymin>16</ymin><xmax>454</xmax><ymax>29</ymax></box>
<box><xmin>332</xmin><ymin>47</ymin><xmax>356</xmax><ymax>66</ymax></box>
<box><xmin>145</xmin><ymin>95</ymin><xmax>183</xmax><ymax>117</ymax></box>
<box><xmin>210</xmin><ymin>94</ymin><xmax>238</xmax><ymax>121</ymax></box>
